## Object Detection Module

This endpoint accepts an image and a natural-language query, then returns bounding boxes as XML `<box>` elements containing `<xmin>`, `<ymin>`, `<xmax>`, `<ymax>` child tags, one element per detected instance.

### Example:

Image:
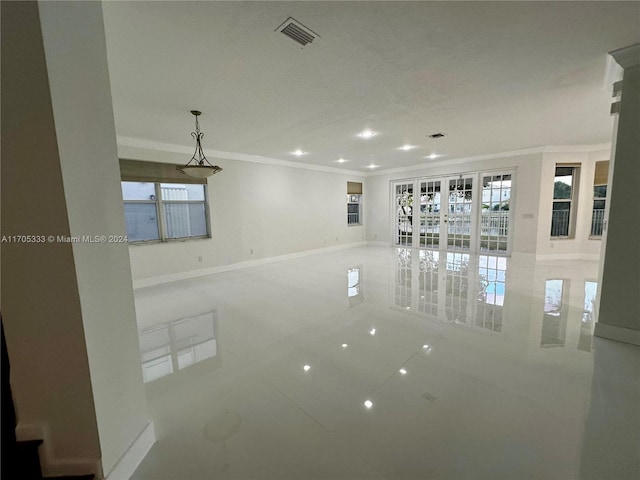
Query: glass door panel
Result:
<box><xmin>419</xmin><ymin>180</ymin><xmax>441</xmax><ymax>248</ymax></box>
<box><xmin>394</xmin><ymin>182</ymin><xmax>414</xmax><ymax>246</ymax></box>
<box><xmin>480</xmin><ymin>174</ymin><xmax>511</xmax><ymax>252</ymax></box>
<box><xmin>446</xmin><ymin>177</ymin><xmax>474</xmax><ymax>250</ymax></box>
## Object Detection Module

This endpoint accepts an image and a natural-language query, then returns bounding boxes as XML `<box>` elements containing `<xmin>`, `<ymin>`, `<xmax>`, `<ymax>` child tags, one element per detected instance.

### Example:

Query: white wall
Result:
<box><xmin>118</xmin><ymin>145</ymin><xmax>366</xmax><ymax>284</ymax></box>
<box><xmin>38</xmin><ymin>2</ymin><xmax>150</xmax><ymax>475</ymax></box>
<box><xmin>122</xmin><ymin>144</ymin><xmax>609</xmax><ymax>285</ymax></box>
<box><xmin>2</xmin><ymin>2</ymin><xmax>150</xmax><ymax>477</ymax></box>
<box><xmin>1</xmin><ymin>1</ymin><xmax>102</xmax><ymax>475</ymax></box>
<box><xmin>364</xmin><ymin>152</ymin><xmax>544</xmax><ymax>254</ymax></box>
<box><xmin>535</xmin><ymin>150</ymin><xmax>608</xmax><ymax>259</ymax></box>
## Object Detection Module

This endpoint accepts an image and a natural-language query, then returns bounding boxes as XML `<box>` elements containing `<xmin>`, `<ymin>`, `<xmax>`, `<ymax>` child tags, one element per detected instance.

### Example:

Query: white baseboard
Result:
<box><xmin>365</xmin><ymin>241</ymin><xmax>392</xmax><ymax>247</ymax></box>
<box><xmin>106</xmin><ymin>421</ymin><xmax>156</xmax><ymax>480</ymax></box>
<box><xmin>133</xmin><ymin>241</ymin><xmax>369</xmax><ymax>289</ymax></box>
<box><xmin>535</xmin><ymin>253</ymin><xmax>600</xmax><ymax>262</ymax></box>
<box><xmin>15</xmin><ymin>423</ymin><xmax>101</xmax><ymax>478</ymax></box>
<box><xmin>594</xmin><ymin>322</ymin><xmax>640</xmax><ymax>346</ymax></box>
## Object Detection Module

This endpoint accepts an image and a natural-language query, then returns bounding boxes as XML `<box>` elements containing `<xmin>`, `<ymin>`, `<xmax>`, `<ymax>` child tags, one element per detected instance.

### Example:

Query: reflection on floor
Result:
<box><xmin>132</xmin><ymin>246</ymin><xmax>639</xmax><ymax>480</ymax></box>
<box><xmin>139</xmin><ymin>311</ymin><xmax>218</xmax><ymax>383</ymax></box>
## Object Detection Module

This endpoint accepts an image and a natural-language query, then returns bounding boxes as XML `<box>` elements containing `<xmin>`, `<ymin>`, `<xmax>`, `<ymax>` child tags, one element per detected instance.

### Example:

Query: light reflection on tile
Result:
<box><xmin>578</xmin><ymin>281</ymin><xmax>598</xmax><ymax>352</ymax></box>
<box><xmin>132</xmin><ymin>246</ymin><xmax>639</xmax><ymax>480</ymax></box>
<box><xmin>541</xmin><ymin>279</ymin><xmax>568</xmax><ymax>348</ymax></box>
<box><xmin>399</xmin><ymin>248</ymin><xmax>508</xmax><ymax>333</ymax></box>
<box><xmin>347</xmin><ymin>266</ymin><xmax>364</xmax><ymax>307</ymax></box>
<box><xmin>138</xmin><ymin>310</ymin><xmax>218</xmax><ymax>383</ymax></box>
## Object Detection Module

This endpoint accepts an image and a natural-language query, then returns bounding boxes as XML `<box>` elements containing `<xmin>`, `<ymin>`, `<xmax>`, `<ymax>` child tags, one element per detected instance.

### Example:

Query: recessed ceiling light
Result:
<box><xmin>427</xmin><ymin>154</ymin><xmax>441</xmax><ymax>159</ymax></box>
<box><xmin>364</xmin><ymin>400</ymin><xmax>374</xmax><ymax>409</ymax></box>
<box><xmin>399</xmin><ymin>368</ymin><xmax>407</xmax><ymax>375</ymax></box>
<box><xmin>358</xmin><ymin>129</ymin><xmax>377</xmax><ymax>139</ymax></box>
<box><xmin>341</xmin><ymin>343</ymin><xmax>348</xmax><ymax>348</ymax></box>
<box><xmin>369</xmin><ymin>328</ymin><xmax>376</xmax><ymax>335</ymax></box>
<box><xmin>399</xmin><ymin>144</ymin><xmax>415</xmax><ymax>151</ymax></box>
<box><xmin>336</xmin><ymin>158</ymin><xmax>347</xmax><ymax>163</ymax></box>
<box><xmin>366</xmin><ymin>164</ymin><xmax>378</xmax><ymax>169</ymax></box>
<box><xmin>303</xmin><ymin>364</ymin><xmax>311</xmax><ymax>371</ymax></box>
<box><xmin>292</xmin><ymin>149</ymin><xmax>307</xmax><ymax>156</ymax></box>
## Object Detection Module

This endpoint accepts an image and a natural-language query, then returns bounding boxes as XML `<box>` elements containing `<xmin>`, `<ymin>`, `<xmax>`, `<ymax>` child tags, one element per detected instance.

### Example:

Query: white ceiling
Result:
<box><xmin>102</xmin><ymin>1</ymin><xmax>640</xmax><ymax>172</ymax></box>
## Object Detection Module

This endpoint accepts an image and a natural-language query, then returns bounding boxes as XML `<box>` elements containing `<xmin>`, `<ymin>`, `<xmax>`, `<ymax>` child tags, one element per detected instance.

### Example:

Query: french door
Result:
<box><xmin>393</xmin><ymin>172</ymin><xmax>513</xmax><ymax>254</ymax></box>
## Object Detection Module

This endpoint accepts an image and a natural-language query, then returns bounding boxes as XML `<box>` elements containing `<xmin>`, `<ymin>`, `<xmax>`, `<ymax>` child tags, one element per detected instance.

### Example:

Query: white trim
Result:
<box><xmin>133</xmin><ymin>242</ymin><xmax>368</xmax><ymax>289</ymax></box>
<box><xmin>369</xmin><ymin>147</ymin><xmax>547</xmax><ymax>177</ymax></box>
<box><xmin>15</xmin><ymin>423</ymin><xmax>101</xmax><ymax>479</ymax></box>
<box><xmin>367</xmin><ymin>241</ymin><xmax>392</xmax><ymax>247</ymax></box>
<box><xmin>594</xmin><ymin>322</ymin><xmax>640</xmax><ymax>346</ymax></box>
<box><xmin>535</xmin><ymin>253</ymin><xmax>600</xmax><ymax>262</ymax></box>
<box><xmin>367</xmin><ymin>144</ymin><xmax>608</xmax><ymax>177</ymax></box>
<box><xmin>117</xmin><ymin>136</ymin><xmax>365</xmax><ymax>177</ymax></box>
<box><xmin>105</xmin><ymin>421</ymin><xmax>156</xmax><ymax>480</ymax></box>
<box><xmin>541</xmin><ymin>144</ymin><xmax>611</xmax><ymax>153</ymax></box>
<box><xmin>609</xmin><ymin>43</ymin><xmax>640</xmax><ymax>69</ymax></box>
<box><xmin>118</xmin><ymin>136</ymin><xmax>611</xmax><ymax>178</ymax></box>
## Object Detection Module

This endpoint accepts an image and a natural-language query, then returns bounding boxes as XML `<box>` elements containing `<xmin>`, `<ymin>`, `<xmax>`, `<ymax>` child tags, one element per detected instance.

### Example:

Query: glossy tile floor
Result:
<box><xmin>132</xmin><ymin>246</ymin><xmax>639</xmax><ymax>480</ymax></box>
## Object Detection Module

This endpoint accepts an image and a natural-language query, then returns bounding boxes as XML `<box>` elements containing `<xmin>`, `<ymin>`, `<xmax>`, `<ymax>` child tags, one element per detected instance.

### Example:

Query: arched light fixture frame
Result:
<box><xmin>177</xmin><ymin>110</ymin><xmax>223</xmax><ymax>178</ymax></box>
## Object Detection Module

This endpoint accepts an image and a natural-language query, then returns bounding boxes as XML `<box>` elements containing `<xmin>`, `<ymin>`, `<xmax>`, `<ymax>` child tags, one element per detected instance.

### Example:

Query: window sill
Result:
<box><xmin>129</xmin><ymin>235</ymin><xmax>211</xmax><ymax>245</ymax></box>
<box><xmin>348</xmin><ymin>224</ymin><xmax>363</xmax><ymax>227</ymax></box>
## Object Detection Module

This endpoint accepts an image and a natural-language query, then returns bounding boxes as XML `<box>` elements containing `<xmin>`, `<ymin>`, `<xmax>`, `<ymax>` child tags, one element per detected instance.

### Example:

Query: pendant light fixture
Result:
<box><xmin>176</xmin><ymin>110</ymin><xmax>223</xmax><ymax>178</ymax></box>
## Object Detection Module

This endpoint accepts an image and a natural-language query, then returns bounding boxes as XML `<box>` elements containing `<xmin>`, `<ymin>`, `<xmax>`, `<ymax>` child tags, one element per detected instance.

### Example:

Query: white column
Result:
<box><xmin>1</xmin><ymin>1</ymin><xmax>151</xmax><ymax>477</ymax></box>
<box><xmin>594</xmin><ymin>44</ymin><xmax>640</xmax><ymax>345</ymax></box>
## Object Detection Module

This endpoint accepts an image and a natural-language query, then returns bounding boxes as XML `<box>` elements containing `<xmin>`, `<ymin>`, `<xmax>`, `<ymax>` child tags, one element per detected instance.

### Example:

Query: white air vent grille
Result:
<box><xmin>276</xmin><ymin>17</ymin><xmax>318</xmax><ymax>47</ymax></box>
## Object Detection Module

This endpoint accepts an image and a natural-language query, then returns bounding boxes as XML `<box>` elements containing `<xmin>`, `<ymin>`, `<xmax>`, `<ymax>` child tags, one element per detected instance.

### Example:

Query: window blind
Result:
<box><xmin>347</xmin><ymin>181</ymin><xmax>363</xmax><ymax>194</ymax></box>
<box><xmin>119</xmin><ymin>159</ymin><xmax>207</xmax><ymax>185</ymax></box>
<box><xmin>593</xmin><ymin>161</ymin><xmax>610</xmax><ymax>186</ymax></box>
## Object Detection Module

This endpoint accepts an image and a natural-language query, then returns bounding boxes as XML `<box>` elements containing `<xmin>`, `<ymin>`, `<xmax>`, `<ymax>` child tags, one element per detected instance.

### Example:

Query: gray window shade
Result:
<box><xmin>347</xmin><ymin>182</ymin><xmax>362</xmax><ymax>194</ymax></box>
<box><xmin>120</xmin><ymin>159</ymin><xmax>207</xmax><ymax>185</ymax></box>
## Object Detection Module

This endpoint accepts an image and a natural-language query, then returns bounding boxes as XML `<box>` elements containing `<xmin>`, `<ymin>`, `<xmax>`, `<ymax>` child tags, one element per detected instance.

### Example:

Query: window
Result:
<box><xmin>122</xmin><ymin>182</ymin><xmax>209</xmax><ymax>242</ymax></box>
<box><xmin>347</xmin><ymin>195</ymin><xmax>361</xmax><ymax>225</ymax></box>
<box><xmin>347</xmin><ymin>181</ymin><xmax>362</xmax><ymax>225</ymax></box>
<box><xmin>551</xmin><ymin>165</ymin><xmax>579</xmax><ymax>237</ymax></box>
<box><xmin>590</xmin><ymin>161</ymin><xmax>609</xmax><ymax>237</ymax></box>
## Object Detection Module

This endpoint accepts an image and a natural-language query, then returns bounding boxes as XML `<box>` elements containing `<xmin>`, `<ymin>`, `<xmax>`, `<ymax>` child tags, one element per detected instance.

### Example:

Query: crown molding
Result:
<box><xmin>541</xmin><ymin>143</ymin><xmax>611</xmax><ymax>153</ymax></box>
<box><xmin>118</xmin><ymin>136</ymin><xmax>611</xmax><ymax>179</ymax></box>
<box><xmin>365</xmin><ymin>146</ymin><xmax>547</xmax><ymax>177</ymax></box>
<box><xmin>116</xmin><ymin>136</ymin><xmax>366</xmax><ymax>177</ymax></box>
<box><xmin>365</xmin><ymin>143</ymin><xmax>612</xmax><ymax>177</ymax></box>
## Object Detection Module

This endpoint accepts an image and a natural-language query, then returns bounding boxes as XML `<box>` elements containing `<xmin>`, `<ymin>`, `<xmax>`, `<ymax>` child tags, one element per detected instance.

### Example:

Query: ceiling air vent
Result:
<box><xmin>276</xmin><ymin>17</ymin><xmax>319</xmax><ymax>47</ymax></box>
<box><xmin>428</xmin><ymin>132</ymin><xmax>446</xmax><ymax>139</ymax></box>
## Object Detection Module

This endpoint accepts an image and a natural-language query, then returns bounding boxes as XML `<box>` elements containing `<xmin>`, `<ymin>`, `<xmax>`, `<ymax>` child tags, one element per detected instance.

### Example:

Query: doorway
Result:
<box><xmin>392</xmin><ymin>171</ymin><xmax>513</xmax><ymax>254</ymax></box>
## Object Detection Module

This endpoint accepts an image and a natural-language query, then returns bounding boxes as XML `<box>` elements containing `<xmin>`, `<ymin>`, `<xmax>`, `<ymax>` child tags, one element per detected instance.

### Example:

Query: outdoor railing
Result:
<box><xmin>480</xmin><ymin>211</ymin><xmax>509</xmax><ymax>236</ymax></box>
<box><xmin>591</xmin><ymin>209</ymin><xmax>605</xmax><ymax>236</ymax></box>
<box><xmin>551</xmin><ymin>210</ymin><xmax>570</xmax><ymax>236</ymax></box>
